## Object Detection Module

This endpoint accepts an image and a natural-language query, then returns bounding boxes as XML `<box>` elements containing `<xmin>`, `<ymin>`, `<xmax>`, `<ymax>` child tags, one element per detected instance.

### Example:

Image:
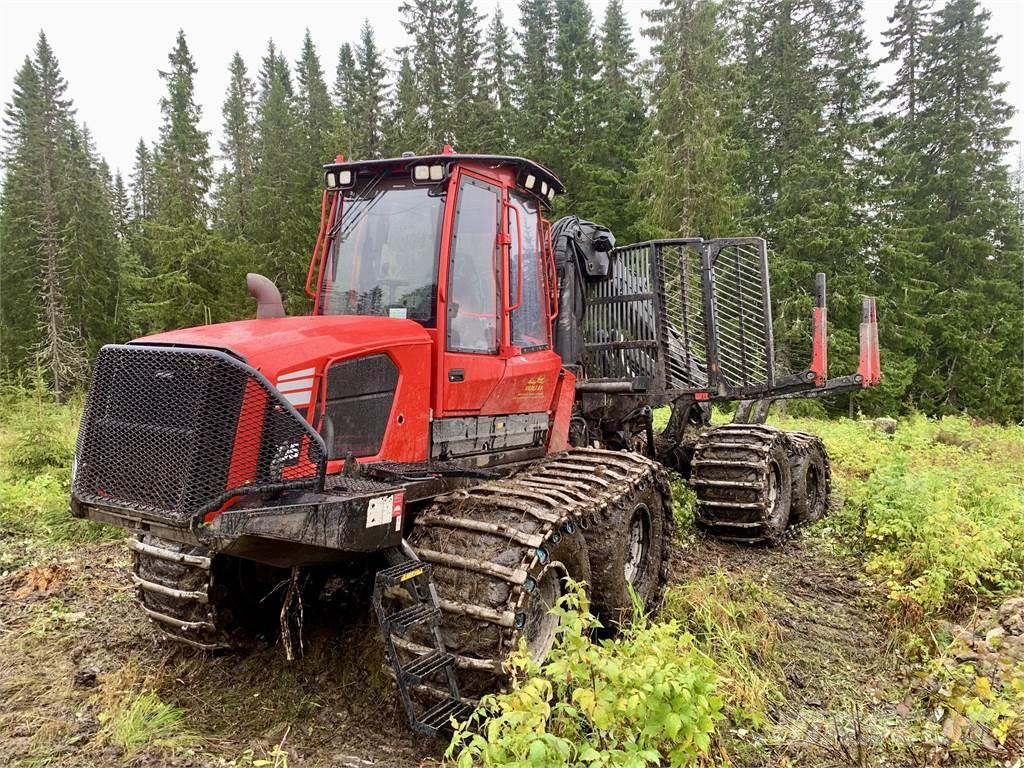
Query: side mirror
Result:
<box><xmin>246</xmin><ymin>273</ymin><xmax>285</xmax><ymax>319</ymax></box>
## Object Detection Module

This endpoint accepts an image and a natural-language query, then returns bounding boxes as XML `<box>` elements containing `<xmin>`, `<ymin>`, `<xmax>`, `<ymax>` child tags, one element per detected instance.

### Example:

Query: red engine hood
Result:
<box><xmin>136</xmin><ymin>315</ymin><xmax>432</xmax><ymax>381</ymax></box>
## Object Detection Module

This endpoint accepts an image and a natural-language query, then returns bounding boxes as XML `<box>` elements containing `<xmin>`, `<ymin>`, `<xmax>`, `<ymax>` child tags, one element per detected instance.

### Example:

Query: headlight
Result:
<box><xmin>412</xmin><ymin>164</ymin><xmax>445</xmax><ymax>184</ymax></box>
<box><xmin>325</xmin><ymin>169</ymin><xmax>353</xmax><ymax>189</ymax></box>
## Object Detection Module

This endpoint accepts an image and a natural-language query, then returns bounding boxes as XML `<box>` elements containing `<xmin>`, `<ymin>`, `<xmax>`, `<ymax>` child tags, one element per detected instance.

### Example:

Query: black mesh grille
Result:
<box><xmin>73</xmin><ymin>344</ymin><xmax>326</xmax><ymax>525</ymax></box>
<box><xmin>324</xmin><ymin>354</ymin><xmax>398</xmax><ymax>459</ymax></box>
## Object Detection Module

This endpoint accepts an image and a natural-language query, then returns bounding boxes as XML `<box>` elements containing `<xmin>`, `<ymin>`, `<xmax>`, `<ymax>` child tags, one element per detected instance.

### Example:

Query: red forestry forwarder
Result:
<box><xmin>70</xmin><ymin>149</ymin><xmax>881</xmax><ymax>735</ymax></box>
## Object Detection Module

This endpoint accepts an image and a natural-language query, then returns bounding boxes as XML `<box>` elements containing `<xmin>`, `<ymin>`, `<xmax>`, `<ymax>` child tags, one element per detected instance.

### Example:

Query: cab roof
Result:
<box><xmin>323</xmin><ymin>153</ymin><xmax>566</xmax><ymax>196</ymax></box>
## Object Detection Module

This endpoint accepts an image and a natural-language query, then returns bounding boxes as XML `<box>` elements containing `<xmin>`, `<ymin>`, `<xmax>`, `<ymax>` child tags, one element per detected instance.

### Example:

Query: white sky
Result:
<box><xmin>2</xmin><ymin>0</ymin><xmax>1022</xmax><ymax>178</ymax></box>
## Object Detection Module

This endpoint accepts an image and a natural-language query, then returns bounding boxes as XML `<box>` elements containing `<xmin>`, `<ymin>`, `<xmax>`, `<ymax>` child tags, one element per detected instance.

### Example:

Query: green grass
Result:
<box><xmin>772</xmin><ymin>413</ymin><xmax>1024</xmax><ymax>619</ymax></box>
<box><xmin>101</xmin><ymin>689</ymin><xmax>192</xmax><ymax>754</ymax></box>
<box><xmin>661</xmin><ymin>573</ymin><xmax>787</xmax><ymax>732</ymax></box>
<box><xmin>0</xmin><ymin>386</ymin><xmax>121</xmax><ymax>569</ymax></box>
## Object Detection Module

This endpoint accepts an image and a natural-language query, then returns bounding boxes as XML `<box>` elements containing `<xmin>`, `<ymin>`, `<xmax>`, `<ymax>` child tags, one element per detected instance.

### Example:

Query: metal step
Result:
<box><xmin>377</xmin><ymin>559</ymin><xmax>430</xmax><ymax>588</ymax></box>
<box><xmin>387</xmin><ymin>603</ymin><xmax>442</xmax><ymax>632</ymax></box>
<box><xmin>402</xmin><ymin>650</ymin><xmax>455</xmax><ymax>683</ymax></box>
<box><xmin>420</xmin><ymin>697</ymin><xmax>474</xmax><ymax>733</ymax></box>
<box><xmin>372</xmin><ymin>546</ymin><xmax>468</xmax><ymax>738</ymax></box>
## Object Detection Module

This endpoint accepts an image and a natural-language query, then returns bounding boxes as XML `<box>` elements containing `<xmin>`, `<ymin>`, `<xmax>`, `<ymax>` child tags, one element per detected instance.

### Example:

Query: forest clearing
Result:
<box><xmin>2</xmin><ymin>0</ymin><xmax>1023</xmax><ymax>765</ymax></box>
<box><xmin>1</xmin><ymin>395</ymin><xmax>1022</xmax><ymax>767</ymax></box>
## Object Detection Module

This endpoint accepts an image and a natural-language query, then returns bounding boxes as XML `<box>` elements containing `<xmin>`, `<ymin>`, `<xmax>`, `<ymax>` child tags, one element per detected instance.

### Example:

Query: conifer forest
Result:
<box><xmin>2</xmin><ymin>0</ymin><xmax>1022</xmax><ymax>420</ymax></box>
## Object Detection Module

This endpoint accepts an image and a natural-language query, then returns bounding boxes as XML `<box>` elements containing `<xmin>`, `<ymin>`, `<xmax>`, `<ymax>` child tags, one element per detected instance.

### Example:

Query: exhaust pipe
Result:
<box><xmin>247</xmin><ymin>273</ymin><xmax>285</xmax><ymax>319</ymax></box>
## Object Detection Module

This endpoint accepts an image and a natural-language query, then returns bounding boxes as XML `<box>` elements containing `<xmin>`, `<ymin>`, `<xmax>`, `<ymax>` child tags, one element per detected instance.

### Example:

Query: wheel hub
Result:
<box><xmin>524</xmin><ymin>564</ymin><xmax>565</xmax><ymax>662</ymax></box>
<box><xmin>766</xmin><ymin>462</ymin><xmax>784</xmax><ymax>526</ymax></box>
<box><xmin>623</xmin><ymin>503</ymin><xmax>652</xmax><ymax>585</ymax></box>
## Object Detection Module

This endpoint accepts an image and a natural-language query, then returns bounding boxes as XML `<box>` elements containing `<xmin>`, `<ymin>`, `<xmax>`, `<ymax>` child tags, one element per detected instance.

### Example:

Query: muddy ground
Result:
<box><xmin>0</xmin><ymin>533</ymin><xmax>913</xmax><ymax>767</ymax></box>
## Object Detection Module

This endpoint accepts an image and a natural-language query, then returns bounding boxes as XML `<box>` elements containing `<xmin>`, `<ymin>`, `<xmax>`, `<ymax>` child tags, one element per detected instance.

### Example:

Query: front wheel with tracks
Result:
<box><xmin>402</xmin><ymin>449</ymin><xmax>672</xmax><ymax>699</ymax></box>
<box><xmin>131</xmin><ymin>535</ymin><xmax>289</xmax><ymax>650</ymax></box>
<box><xmin>691</xmin><ymin>424</ymin><xmax>792</xmax><ymax>545</ymax></box>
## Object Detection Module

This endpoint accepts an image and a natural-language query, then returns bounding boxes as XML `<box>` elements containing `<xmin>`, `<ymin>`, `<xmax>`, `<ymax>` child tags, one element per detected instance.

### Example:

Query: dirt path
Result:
<box><xmin>672</xmin><ymin>535</ymin><xmax>906</xmax><ymax>767</ymax></box>
<box><xmin>0</xmin><ymin>534</ymin><xmax>899</xmax><ymax>767</ymax></box>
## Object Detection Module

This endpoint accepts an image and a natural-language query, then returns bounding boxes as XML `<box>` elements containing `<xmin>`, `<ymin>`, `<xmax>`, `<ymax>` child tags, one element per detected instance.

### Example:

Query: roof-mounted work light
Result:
<box><xmin>325</xmin><ymin>168</ymin><xmax>354</xmax><ymax>190</ymax></box>
<box><xmin>412</xmin><ymin>163</ymin><xmax>447</xmax><ymax>184</ymax></box>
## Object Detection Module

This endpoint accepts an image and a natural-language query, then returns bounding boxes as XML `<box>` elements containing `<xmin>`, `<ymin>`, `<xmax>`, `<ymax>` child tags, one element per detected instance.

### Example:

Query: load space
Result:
<box><xmin>69</xmin><ymin>150</ymin><xmax>880</xmax><ymax>738</ymax></box>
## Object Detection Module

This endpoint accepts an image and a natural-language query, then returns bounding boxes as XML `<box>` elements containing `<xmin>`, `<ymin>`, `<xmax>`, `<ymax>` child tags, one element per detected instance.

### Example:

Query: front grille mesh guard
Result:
<box><xmin>582</xmin><ymin>238</ymin><xmax>775</xmax><ymax>398</ymax></box>
<box><xmin>73</xmin><ymin>344</ymin><xmax>326</xmax><ymax>527</ymax></box>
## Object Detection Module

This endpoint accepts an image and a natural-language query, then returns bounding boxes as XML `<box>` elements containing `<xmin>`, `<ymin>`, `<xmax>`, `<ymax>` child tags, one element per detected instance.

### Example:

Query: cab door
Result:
<box><xmin>439</xmin><ymin>170</ymin><xmax>505</xmax><ymax>415</ymax></box>
<box><xmin>482</xmin><ymin>190</ymin><xmax>562</xmax><ymax>415</ymax></box>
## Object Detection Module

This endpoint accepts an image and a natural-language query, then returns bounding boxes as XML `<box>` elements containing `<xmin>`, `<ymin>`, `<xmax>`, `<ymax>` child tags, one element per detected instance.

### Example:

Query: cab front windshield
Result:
<box><xmin>319</xmin><ymin>176</ymin><xmax>444</xmax><ymax>325</ymax></box>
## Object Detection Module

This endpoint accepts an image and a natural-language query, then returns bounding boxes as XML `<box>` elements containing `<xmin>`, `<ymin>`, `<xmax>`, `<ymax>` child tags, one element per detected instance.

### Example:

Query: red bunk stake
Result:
<box><xmin>811</xmin><ymin>273</ymin><xmax>828</xmax><ymax>386</ymax></box>
<box><xmin>858</xmin><ymin>297</ymin><xmax>881</xmax><ymax>386</ymax></box>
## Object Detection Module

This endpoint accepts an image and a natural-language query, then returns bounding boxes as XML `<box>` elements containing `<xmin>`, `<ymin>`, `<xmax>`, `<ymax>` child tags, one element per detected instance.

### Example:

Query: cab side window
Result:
<box><xmin>447</xmin><ymin>177</ymin><xmax>500</xmax><ymax>353</ymax></box>
<box><xmin>509</xmin><ymin>192</ymin><xmax>549</xmax><ymax>350</ymax></box>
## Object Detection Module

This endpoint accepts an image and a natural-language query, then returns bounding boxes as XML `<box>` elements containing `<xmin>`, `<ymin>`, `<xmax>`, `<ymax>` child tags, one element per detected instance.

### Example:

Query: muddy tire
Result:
<box><xmin>404</xmin><ymin>448</ymin><xmax>671</xmax><ymax>699</ymax></box>
<box><xmin>583</xmin><ymin>475</ymin><xmax>672</xmax><ymax>626</ymax></box>
<box><xmin>691</xmin><ymin>424</ymin><xmax>792</xmax><ymax>545</ymax></box>
<box><xmin>786</xmin><ymin>432</ymin><xmax>831</xmax><ymax>525</ymax></box>
<box><xmin>131</xmin><ymin>535</ymin><xmax>287</xmax><ymax>650</ymax></box>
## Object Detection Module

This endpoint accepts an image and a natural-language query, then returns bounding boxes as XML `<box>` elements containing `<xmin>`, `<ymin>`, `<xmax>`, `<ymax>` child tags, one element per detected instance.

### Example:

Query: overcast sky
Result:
<box><xmin>2</xmin><ymin>0</ymin><xmax>1022</xmax><ymax>178</ymax></box>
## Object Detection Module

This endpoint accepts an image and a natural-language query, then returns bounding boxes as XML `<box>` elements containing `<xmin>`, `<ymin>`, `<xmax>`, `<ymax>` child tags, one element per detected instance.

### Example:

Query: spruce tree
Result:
<box><xmin>446</xmin><ymin>0</ymin><xmax>484</xmax><ymax>148</ymax></box>
<box><xmin>351</xmin><ymin>21</ymin><xmax>387</xmax><ymax>158</ymax></box>
<box><xmin>909</xmin><ymin>0</ymin><xmax>1022</xmax><ymax>420</ymax></box>
<box><xmin>388</xmin><ymin>51</ymin><xmax>429</xmax><ymax>155</ymax></box>
<box><xmin>591</xmin><ymin>0</ymin><xmax>645</xmax><ymax>237</ymax></box>
<box><xmin>735</xmin><ymin>0</ymin><xmax>874</xmax><ymax>388</ymax></box>
<box><xmin>296</xmin><ymin>30</ymin><xmax>334</xmax><ymax>166</ymax></box>
<box><xmin>873</xmin><ymin>0</ymin><xmax>935</xmax><ymax>414</ymax></box>
<box><xmin>129</xmin><ymin>139</ymin><xmax>157</xmax><ymax>223</ymax></box>
<box><xmin>547</xmin><ymin>0</ymin><xmax>602</xmax><ymax>218</ymax></box>
<box><xmin>514</xmin><ymin>0</ymin><xmax>557</xmax><ymax>160</ymax></box>
<box><xmin>142</xmin><ymin>29</ymin><xmax>221</xmax><ymax>331</ymax></box>
<box><xmin>636</xmin><ymin>0</ymin><xmax>745</xmax><ymax>240</ymax></box>
<box><xmin>332</xmin><ymin>43</ymin><xmax>357</xmax><ymax>158</ymax></box>
<box><xmin>0</xmin><ymin>35</ymin><xmax>120</xmax><ymax>394</ymax></box>
<box><xmin>475</xmin><ymin>8</ymin><xmax>515</xmax><ymax>151</ymax></box>
<box><xmin>251</xmin><ymin>40</ymin><xmax>309</xmax><ymax>305</ymax></box>
<box><xmin>214</xmin><ymin>52</ymin><xmax>256</xmax><ymax>239</ymax></box>
<box><xmin>399</xmin><ymin>0</ymin><xmax>448</xmax><ymax>148</ymax></box>
<box><xmin>154</xmin><ymin>30</ymin><xmax>212</xmax><ymax>224</ymax></box>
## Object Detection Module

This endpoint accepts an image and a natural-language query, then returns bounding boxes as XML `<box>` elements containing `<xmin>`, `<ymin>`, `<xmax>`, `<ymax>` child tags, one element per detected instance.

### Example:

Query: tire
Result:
<box><xmin>583</xmin><ymin>471</ymin><xmax>672</xmax><ymax>626</ymax></box>
<box><xmin>403</xmin><ymin>448</ymin><xmax>671</xmax><ymax>699</ymax></box>
<box><xmin>787</xmin><ymin>432</ymin><xmax>831</xmax><ymax>525</ymax></box>
<box><xmin>132</xmin><ymin>535</ymin><xmax>289</xmax><ymax>650</ymax></box>
<box><xmin>691</xmin><ymin>424</ymin><xmax>793</xmax><ymax>545</ymax></box>
<box><xmin>407</xmin><ymin>500</ymin><xmax>591</xmax><ymax>698</ymax></box>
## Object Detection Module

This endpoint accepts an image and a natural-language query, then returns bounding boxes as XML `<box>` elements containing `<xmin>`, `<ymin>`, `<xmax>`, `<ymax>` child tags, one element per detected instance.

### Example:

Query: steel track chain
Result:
<box><xmin>403</xmin><ymin>447</ymin><xmax>673</xmax><ymax>700</ymax></box>
<box><xmin>690</xmin><ymin>424</ymin><xmax>831</xmax><ymax>545</ymax></box>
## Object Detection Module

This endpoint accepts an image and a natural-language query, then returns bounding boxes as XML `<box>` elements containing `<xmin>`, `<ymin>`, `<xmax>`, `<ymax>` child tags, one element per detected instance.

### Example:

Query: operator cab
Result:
<box><xmin>310</xmin><ymin>151</ymin><xmax>566</xmax><ymax>426</ymax></box>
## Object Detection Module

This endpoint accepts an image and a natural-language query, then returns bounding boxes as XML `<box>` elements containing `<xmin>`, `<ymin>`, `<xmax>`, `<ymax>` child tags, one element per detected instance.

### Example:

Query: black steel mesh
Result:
<box><xmin>73</xmin><ymin>344</ymin><xmax>326</xmax><ymax>525</ymax></box>
<box><xmin>581</xmin><ymin>238</ymin><xmax>775</xmax><ymax>396</ymax></box>
<box><xmin>323</xmin><ymin>354</ymin><xmax>397</xmax><ymax>459</ymax></box>
<box><xmin>582</xmin><ymin>243</ymin><xmax>661</xmax><ymax>381</ymax></box>
<box><xmin>706</xmin><ymin>239</ymin><xmax>774</xmax><ymax>388</ymax></box>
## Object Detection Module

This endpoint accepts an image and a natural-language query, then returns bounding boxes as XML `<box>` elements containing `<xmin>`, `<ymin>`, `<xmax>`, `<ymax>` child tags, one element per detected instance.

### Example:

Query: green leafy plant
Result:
<box><xmin>445</xmin><ymin>582</ymin><xmax>722</xmax><ymax>768</ymax></box>
<box><xmin>661</xmin><ymin>573</ymin><xmax>787</xmax><ymax>730</ymax></box>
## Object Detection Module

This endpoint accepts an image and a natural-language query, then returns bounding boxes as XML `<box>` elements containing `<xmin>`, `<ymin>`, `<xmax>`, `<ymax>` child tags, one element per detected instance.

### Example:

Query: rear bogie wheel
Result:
<box><xmin>691</xmin><ymin>424</ymin><xmax>793</xmax><ymax>545</ymax></box>
<box><xmin>786</xmin><ymin>432</ymin><xmax>831</xmax><ymax>525</ymax></box>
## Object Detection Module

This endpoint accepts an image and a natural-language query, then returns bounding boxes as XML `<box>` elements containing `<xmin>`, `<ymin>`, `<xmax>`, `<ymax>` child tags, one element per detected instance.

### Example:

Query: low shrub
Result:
<box><xmin>445</xmin><ymin>583</ymin><xmax>722</xmax><ymax>768</ymax></box>
<box><xmin>773</xmin><ymin>415</ymin><xmax>1024</xmax><ymax>617</ymax></box>
<box><xmin>661</xmin><ymin>573</ymin><xmax>787</xmax><ymax>730</ymax></box>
